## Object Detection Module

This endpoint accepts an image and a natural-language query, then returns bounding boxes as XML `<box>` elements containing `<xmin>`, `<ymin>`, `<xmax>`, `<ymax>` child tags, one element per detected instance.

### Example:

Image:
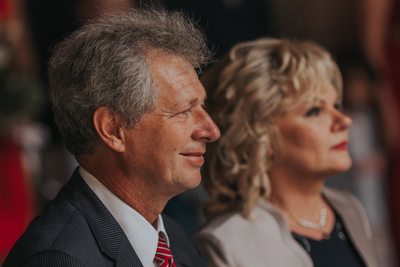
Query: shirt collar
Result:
<box><xmin>79</xmin><ymin>166</ymin><xmax>169</xmax><ymax>267</ymax></box>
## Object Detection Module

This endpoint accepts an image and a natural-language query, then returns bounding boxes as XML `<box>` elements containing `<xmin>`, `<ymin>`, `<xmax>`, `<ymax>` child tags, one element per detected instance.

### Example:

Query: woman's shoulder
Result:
<box><xmin>195</xmin><ymin>201</ymin><xmax>313</xmax><ymax>267</ymax></box>
<box><xmin>196</xmin><ymin>200</ymin><xmax>287</xmax><ymax>243</ymax></box>
<box><xmin>323</xmin><ymin>186</ymin><xmax>366</xmax><ymax>213</ymax></box>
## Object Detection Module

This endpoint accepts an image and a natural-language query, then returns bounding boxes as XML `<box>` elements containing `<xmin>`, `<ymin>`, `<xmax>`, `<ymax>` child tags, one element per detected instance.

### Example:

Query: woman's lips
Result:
<box><xmin>332</xmin><ymin>141</ymin><xmax>348</xmax><ymax>150</ymax></box>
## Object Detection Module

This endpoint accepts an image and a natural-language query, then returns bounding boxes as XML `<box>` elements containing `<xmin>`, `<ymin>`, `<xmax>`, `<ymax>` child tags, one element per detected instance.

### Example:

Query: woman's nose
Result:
<box><xmin>332</xmin><ymin>109</ymin><xmax>352</xmax><ymax>132</ymax></box>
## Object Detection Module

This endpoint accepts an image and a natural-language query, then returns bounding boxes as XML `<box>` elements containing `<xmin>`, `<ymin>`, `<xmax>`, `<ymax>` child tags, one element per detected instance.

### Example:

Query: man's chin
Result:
<box><xmin>177</xmin><ymin>172</ymin><xmax>202</xmax><ymax>192</ymax></box>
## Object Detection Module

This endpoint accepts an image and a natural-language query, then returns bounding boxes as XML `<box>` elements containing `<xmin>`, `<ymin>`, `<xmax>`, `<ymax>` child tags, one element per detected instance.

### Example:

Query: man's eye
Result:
<box><xmin>178</xmin><ymin>108</ymin><xmax>191</xmax><ymax>116</ymax></box>
<box><xmin>305</xmin><ymin>107</ymin><xmax>321</xmax><ymax>117</ymax></box>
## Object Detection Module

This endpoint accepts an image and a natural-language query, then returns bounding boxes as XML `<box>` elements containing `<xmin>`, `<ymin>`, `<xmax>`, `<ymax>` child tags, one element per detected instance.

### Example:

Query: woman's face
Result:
<box><xmin>275</xmin><ymin>84</ymin><xmax>352</xmax><ymax>178</ymax></box>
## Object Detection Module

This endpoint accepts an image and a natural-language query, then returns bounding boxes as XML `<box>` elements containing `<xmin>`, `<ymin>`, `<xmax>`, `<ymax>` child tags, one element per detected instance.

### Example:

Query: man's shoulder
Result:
<box><xmin>4</xmin><ymin>187</ymin><xmax>106</xmax><ymax>266</ymax></box>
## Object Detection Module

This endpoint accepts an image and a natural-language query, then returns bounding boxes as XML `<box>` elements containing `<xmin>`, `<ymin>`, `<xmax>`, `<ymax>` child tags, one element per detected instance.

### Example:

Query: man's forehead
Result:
<box><xmin>150</xmin><ymin>56</ymin><xmax>199</xmax><ymax>84</ymax></box>
<box><xmin>147</xmin><ymin>52</ymin><xmax>206</xmax><ymax>107</ymax></box>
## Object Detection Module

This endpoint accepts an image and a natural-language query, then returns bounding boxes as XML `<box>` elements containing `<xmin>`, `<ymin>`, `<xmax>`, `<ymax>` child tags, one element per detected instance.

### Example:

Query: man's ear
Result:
<box><xmin>93</xmin><ymin>106</ymin><xmax>126</xmax><ymax>152</ymax></box>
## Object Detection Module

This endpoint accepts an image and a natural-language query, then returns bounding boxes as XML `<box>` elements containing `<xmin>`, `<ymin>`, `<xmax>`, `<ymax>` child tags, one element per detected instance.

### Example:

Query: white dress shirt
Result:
<box><xmin>79</xmin><ymin>167</ymin><xmax>169</xmax><ymax>267</ymax></box>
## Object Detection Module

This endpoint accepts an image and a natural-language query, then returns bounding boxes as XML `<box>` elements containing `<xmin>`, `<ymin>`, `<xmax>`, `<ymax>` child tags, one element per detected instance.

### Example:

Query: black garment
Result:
<box><xmin>293</xmin><ymin>214</ymin><xmax>365</xmax><ymax>267</ymax></box>
<box><xmin>4</xmin><ymin>169</ymin><xmax>206</xmax><ymax>267</ymax></box>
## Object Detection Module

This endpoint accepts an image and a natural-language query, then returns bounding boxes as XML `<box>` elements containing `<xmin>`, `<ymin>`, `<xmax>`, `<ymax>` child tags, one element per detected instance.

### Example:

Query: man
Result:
<box><xmin>4</xmin><ymin>9</ymin><xmax>220</xmax><ymax>267</ymax></box>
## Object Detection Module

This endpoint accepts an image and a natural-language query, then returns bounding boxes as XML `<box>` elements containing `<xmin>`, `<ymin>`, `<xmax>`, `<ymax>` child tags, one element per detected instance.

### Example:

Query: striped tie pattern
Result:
<box><xmin>154</xmin><ymin>233</ymin><xmax>176</xmax><ymax>267</ymax></box>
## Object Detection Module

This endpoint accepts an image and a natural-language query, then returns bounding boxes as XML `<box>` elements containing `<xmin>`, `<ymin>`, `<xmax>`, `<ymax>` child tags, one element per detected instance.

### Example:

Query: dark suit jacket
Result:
<box><xmin>4</xmin><ymin>169</ymin><xmax>206</xmax><ymax>267</ymax></box>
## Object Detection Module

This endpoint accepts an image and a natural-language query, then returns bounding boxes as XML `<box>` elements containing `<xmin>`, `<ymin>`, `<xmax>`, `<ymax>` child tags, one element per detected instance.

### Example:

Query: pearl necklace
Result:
<box><xmin>295</xmin><ymin>208</ymin><xmax>327</xmax><ymax>231</ymax></box>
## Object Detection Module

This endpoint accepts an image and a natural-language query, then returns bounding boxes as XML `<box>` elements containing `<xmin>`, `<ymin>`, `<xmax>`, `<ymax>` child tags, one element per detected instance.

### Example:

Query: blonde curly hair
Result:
<box><xmin>204</xmin><ymin>38</ymin><xmax>343</xmax><ymax>218</ymax></box>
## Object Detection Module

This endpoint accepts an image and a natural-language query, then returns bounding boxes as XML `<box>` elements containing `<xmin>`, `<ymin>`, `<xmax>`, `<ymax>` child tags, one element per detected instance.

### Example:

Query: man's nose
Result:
<box><xmin>192</xmin><ymin>109</ymin><xmax>220</xmax><ymax>142</ymax></box>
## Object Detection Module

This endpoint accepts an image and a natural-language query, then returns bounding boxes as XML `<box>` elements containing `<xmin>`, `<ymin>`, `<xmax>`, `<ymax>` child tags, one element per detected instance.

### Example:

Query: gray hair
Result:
<box><xmin>49</xmin><ymin>8</ymin><xmax>211</xmax><ymax>155</ymax></box>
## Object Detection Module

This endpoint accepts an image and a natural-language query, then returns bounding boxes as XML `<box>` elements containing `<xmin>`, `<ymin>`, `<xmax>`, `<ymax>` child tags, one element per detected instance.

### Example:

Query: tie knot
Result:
<box><xmin>154</xmin><ymin>233</ymin><xmax>176</xmax><ymax>267</ymax></box>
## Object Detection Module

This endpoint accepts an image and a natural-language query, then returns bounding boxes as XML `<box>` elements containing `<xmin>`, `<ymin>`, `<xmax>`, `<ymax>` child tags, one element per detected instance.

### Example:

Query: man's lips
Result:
<box><xmin>180</xmin><ymin>152</ymin><xmax>205</xmax><ymax>167</ymax></box>
<box><xmin>332</xmin><ymin>141</ymin><xmax>348</xmax><ymax>150</ymax></box>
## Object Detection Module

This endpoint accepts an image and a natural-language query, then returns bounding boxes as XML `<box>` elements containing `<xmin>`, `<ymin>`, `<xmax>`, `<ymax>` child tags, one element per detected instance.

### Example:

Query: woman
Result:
<box><xmin>196</xmin><ymin>38</ymin><xmax>379</xmax><ymax>267</ymax></box>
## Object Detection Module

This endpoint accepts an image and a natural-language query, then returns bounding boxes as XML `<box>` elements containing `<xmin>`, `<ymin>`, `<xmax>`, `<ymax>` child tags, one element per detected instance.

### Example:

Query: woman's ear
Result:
<box><xmin>93</xmin><ymin>106</ymin><xmax>126</xmax><ymax>152</ymax></box>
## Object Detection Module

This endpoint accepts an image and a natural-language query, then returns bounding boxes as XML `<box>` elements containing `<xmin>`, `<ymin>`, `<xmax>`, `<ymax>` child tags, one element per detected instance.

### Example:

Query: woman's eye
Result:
<box><xmin>334</xmin><ymin>103</ymin><xmax>343</xmax><ymax>111</ymax></box>
<box><xmin>305</xmin><ymin>107</ymin><xmax>321</xmax><ymax>117</ymax></box>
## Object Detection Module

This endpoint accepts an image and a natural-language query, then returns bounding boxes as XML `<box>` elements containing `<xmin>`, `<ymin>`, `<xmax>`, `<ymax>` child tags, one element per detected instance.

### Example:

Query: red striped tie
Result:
<box><xmin>154</xmin><ymin>232</ymin><xmax>177</xmax><ymax>267</ymax></box>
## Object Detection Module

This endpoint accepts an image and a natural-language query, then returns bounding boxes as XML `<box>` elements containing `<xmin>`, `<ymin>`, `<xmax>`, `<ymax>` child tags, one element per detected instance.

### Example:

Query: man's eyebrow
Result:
<box><xmin>188</xmin><ymin>96</ymin><xmax>207</xmax><ymax>106</ymax></box>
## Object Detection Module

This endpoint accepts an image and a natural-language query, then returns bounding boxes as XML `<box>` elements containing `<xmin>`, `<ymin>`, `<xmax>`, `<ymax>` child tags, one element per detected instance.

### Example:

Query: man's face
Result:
<box><xmin>122</xmin><ymin>52</ymin><xmax>220</xmax><ymax>197</ymax></box>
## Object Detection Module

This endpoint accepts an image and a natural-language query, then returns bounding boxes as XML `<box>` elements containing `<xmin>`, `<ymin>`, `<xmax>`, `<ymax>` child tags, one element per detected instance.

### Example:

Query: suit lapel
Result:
<box><xmin>163</xmin><ymin>215</ymin><xmax>200</xmax><ymax>267</ymax></box>
<box><xmin>168</xmin><ymin>238</ymin><xmax>191</xmax><ymax>267</ymax></box>
<box><xmin>63</xmin><ymin>169</ymin><xmax>143</xmax><ymax>267</ymax></box>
